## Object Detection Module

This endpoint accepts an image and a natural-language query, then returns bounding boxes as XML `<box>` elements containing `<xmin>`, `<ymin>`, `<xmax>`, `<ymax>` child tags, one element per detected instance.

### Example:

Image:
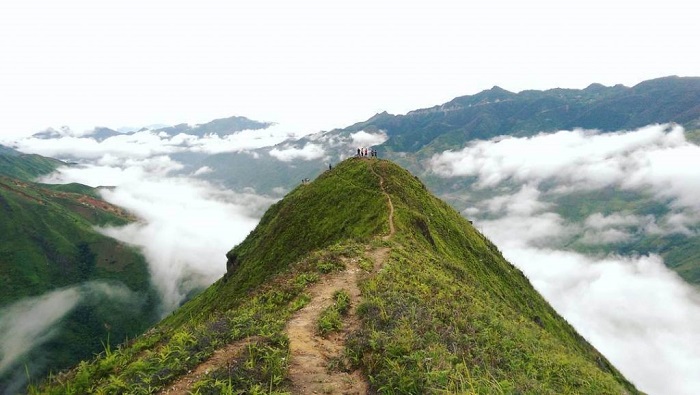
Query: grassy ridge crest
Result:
<box><xmin>32</xmin><ymin>159</ymin><xmax>639</xmax><ymax>394</ymax></box>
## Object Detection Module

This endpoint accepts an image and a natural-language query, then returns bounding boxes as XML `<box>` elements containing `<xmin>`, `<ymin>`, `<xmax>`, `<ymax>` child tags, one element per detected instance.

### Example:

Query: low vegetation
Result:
<box><xmin>317</xmin><ymin>290</ymin><xmax>351</xmax><ymax>336</ymax></box>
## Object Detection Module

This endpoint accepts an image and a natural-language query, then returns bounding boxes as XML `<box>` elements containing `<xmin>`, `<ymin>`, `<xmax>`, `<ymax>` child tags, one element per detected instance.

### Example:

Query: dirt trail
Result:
<box><xmin>284</xmin><ymin>161</ymin><xmax>397</xmax><ymax>394</ymax></box>
<box><xmin>158</xmin><ymin>337</ymin><xmax>260</xmax><ymax>395</ymax></box>
<box><xmin>161</xmin><ymin>160</ymin><xmax>398</xmax><ymax>394</ymax></box>
<box><xmin>286</xmin><ymin>258</ymin><xmax>368</xmax><ymax>394</ymax></box>
<box><xmin>370</xmin><ymin>162</ymin><xmax>395</xmax><ymax>240</ymax></box>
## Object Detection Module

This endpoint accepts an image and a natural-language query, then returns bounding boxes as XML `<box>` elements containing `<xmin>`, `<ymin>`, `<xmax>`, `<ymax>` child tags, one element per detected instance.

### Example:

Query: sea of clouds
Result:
<box><xmin>0</xmin><ymin>126</ymin><xmax>286</xmax><ymax>388</ymax></box>
<box><xmin>430</xmin><ymin>124</ymin><xmax>700</xmax><ymax>395</ymax></box>
<box><xmin>3</xmin><ymin>123</ymin><xmax>699</xmax><ymax>394</ymax></box>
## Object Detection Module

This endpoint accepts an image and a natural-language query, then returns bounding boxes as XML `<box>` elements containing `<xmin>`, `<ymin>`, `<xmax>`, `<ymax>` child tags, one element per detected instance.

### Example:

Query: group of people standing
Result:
<box><xmin>357</xmin><ymin>147</ymin><xmax>377</xmax><ymax>157</ymax></box>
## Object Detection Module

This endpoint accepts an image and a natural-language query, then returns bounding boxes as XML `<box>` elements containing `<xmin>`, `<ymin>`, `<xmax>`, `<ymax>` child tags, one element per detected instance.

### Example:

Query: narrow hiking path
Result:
<box><xmin>285</xmin><ymin>159</ymin><xmax>397</xmax><ymax>394</ymax></box>
<box><xmin>285</xmin><ymin>257</ymin><xmax>368</xmax><ymax>394</ymax></box>
<box><xmin>159</xmin><ymin>159</ymin><xmax>398</xmax><ymax>395</ymax></box>
<box><xmin>370</xmin><ymin>161</ymin><xmax>395</xmax><ymax>241</ymax></box>
<box><xmin>159</xmin><ymin>337</ymin><xmax>260</xmax><ymax>395</ymax></box>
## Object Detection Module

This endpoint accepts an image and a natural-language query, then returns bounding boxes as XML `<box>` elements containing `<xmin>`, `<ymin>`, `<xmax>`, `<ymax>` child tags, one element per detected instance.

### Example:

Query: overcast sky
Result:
<box><xmin>1</xmin><ymin>0</ymin><xmax>699</xmax><ymax>137</ymax></box>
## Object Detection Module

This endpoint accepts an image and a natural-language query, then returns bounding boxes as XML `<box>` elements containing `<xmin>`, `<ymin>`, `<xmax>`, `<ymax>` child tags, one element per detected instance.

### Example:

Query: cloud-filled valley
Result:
<box><xmin>3</xmin><ymin>122</ymin><xmax>700</xmax><ymax>394</ymax></box>
<box><xmin>430</xmin><ymin>124</ymin><xmax>700</xmax><ymax>394</ymax></box>
<box><xmin>4</xmin><ymin>127</ymin><xmax>282</xmax><ymax>313</ymax></box>
<box><xmin>40</xmin><ymin>162</ymin><xmax>275</xmax><ymax>314</ymax></box>
<box><xmin>430</xmin><ymin>124</ymin><xmax>700</xmax><ymax>209</ymax></box>
<box><xmin>0</xmin><ymin>282</ymin><xmax>144</xmax><ymax>394</ymax></box>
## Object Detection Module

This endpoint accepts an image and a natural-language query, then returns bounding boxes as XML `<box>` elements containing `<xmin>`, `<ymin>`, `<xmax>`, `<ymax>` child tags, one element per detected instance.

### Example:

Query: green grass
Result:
<box><xmin>31</xmin><ymin>240</ymin><xmax>365</xmax><ymax>394</ymax></box>
<box><xmin>33</xmin><ymin>159</ymin><xmax>640</xmax><ymax>394</ymax></box>
<box><xmin>0</xmin><ymin>146</ymin><xmax>63</xmax><ymax>181</ymax></box>
<box><xmin>317</xmin><ymin>290</ymin><xmax>351</xmax><ymax>336</ymax></box>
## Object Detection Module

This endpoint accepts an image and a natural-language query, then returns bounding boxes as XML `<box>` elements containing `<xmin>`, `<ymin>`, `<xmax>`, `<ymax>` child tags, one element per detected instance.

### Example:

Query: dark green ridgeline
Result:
<box><xmin>0</xmin><ymin>144</ymin><xmax>64</xmax><ymax>181</ymax></box>
<box><xmin>34</xmin><ymin>159</ymin><xmax>639</xmax><ymax>394</ymax></box>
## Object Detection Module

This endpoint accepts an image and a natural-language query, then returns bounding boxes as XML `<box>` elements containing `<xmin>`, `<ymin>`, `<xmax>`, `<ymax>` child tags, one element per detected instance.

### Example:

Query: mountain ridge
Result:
<box><xmin>335</xmin><ymin>75</ymin><xmax>700</xmax><ymax>153</ymax></box>
<box><xmin>33</xmin><ymin>158</ymin><xmax>639</xmax><ymax>394</ymax></box>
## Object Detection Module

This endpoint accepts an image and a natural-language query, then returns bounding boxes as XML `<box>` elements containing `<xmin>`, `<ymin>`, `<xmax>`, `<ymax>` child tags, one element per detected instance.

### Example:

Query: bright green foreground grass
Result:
<box><xmin>33</xmin><ymin>159</ymin><xmax>639</xmax><ymax>394</ymax></box>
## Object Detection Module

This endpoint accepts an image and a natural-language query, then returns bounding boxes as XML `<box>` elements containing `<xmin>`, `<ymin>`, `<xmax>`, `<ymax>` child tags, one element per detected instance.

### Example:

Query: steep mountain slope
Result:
<box><xmin>35</xmin><ymin>159</ymin><xmax>638</xmax><ymax>394</ymax></box>
<box><xmin>0</xmin><ymin>144</ymin><xmax>63</xmax><ymax>181</ymax></box>
<box><xmin>0</xmin><ymin>149</ymin><xmax>158</xmax><ymax>394</ymax></box>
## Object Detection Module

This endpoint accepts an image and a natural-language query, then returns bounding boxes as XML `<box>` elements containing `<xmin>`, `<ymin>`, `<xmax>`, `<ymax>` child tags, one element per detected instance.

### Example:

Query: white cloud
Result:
<box><xmin>471</xmin><ymin>179</ymin><xmax>700</xmax><ymax>394</ymax></box>
<box><xmin>0</xmin><ymin>282</ymin><xmax>140</xmax><ymax>386</ymax></box>
<box><xmin>184</xmin><ymin>124</ymin><xmax>301</xmax><ymax>154</ymax></box>
<box><xmin>578</xmin><ymin>213</ymin><xmax>655</xmax><ymax>245</ymax></box>
<box><xmin>269</xmin><ymin>143</ymin><xmax>326</xmax><ymax>162</ymax></box>
<box><xmin>193</xmin><ymin>166</ymin><xmax>213</xmax><ymax>176</ymax></box>
<box><xmin>497</xmin><ymin>246</ymin><xmax>700</xmax><ymax>395</ymax></box>
<box><xmin>350</xmin><ymin>130</ymin><xmax>389</xmax><ymax>147</ymax></box>
<box><xmin>584</xmin><ymin>213</ymin><xmax>648</xmax><ymax>230</ymax></box>
<box><xmin>10</xmin><ymin>131</ymin><xmax>183</xmax><ymax>160</ymax></box>
<box><xmin>2</xmin><ymin>124</ymin><xmax>299</xmax><ymax>165</ymax></box>
<box><xmin>0</xmin><ymin>288</ymin><xmax>80</xmax><ymax>376</ymax></box>
<box><xmin>430</xmin><ymin>125</ymin><xmax>700</xmax><ymax>211</ymax></box>
<box><xmin>39</xmin><ymin>156</ymin><xmax>184</xmax><ymax>186</ymax></box>
<box><xmin>479</xmin><ymin>212</ymin><xmax>576</xmax><ymax>248</ymax></box>
<box><xmin>30</xmin><ymin>142</ymin><xmax>277</xmax><ymax>314</ymax></box>
<box><xmin>482</xmin><ymin>184</ymin><xmax>548</xmax><ymax>216</ymax></box>
<box><xmin>97</xmin><ymin>177</ymin><xmax>274</xmax><ymax>313</ymax></box>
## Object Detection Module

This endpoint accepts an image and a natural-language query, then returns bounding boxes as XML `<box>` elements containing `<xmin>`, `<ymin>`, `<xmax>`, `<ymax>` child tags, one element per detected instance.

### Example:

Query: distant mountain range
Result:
<box><xmin>31</xmin><ymin>115</ymin><xmax>273</xmax><ymax>142</ymax></box>
<box><xmin>340</xmin><ymin>75</ymin><xmax>700</xmax><ymax>153</ymax></box>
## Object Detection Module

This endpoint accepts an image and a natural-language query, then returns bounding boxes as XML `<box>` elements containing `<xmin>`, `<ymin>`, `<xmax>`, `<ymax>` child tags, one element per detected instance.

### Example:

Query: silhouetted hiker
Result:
<box><xmin>357</xmin><ymin>148</ymin><xmax>361</xmax><ymax>156</ymax></box>
<box><xmin>329</xmin><ymin>163</ymin><xmax>332</xmax><ymax>170</ymax></box>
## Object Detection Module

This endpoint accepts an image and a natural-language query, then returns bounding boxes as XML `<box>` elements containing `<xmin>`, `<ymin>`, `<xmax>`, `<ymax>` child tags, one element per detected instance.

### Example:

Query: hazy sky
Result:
<box><xmin>1</xmin><ymin>0</ymin><xmax>699</xmax><ymax>137</ymax></box>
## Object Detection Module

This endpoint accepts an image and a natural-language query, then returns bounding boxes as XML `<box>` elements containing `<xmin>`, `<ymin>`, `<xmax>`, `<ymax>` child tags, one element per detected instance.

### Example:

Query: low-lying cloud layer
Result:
<box><xmin>350</xmin><ymin>130</ymin><xmax>388</xmax><ymax>147</ymax></box>
<box><xmin>42</xmin><ymin>161</ymin><xmax>274</xmax><ymax>313</ymax></box>
<box><xmin>296</xmin><ymin>129</ymin><xmax>389</xmax><ymax>161</ymax></box>
<box><xmin>8</xmin><ymin>126</ymin><xmax>282</xmax><ymax>313</ymax></box>
<box><xmin>434</xmin><ymin>125</ymin><xmax>700</xmax><ymax>394</ymax></box>
<box><xmin>487</xmin><ymin>237</ymin><xmax>700</xmax><ymax>395</ymax></box>
<box><xmin>1</xmin><ymin>124</ymin><xmax>285</xmax><ymax>392</ymax></box>
<box><xmin>431</xmin><ymin>124</ymin><xmax>700</xmax><ymax>209</ymax></box>
<box><xmin>6</xmin><ymin>124</ymin><xmax>300</xmax><ymax>160</ymax></box>
<box><xmin>98</xmin><ymin>177</ymin><xmax>272</xmax><ymax>312</ymax></box>
<box><xmin>0</xmin><ymin>282</ymin><xmax>141</xmax><ymax>393</ymax></box>
<box><xmin>269</xmin><ymin>143</ymin><xmax>326</xmax><ymax>162</ymax></box>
